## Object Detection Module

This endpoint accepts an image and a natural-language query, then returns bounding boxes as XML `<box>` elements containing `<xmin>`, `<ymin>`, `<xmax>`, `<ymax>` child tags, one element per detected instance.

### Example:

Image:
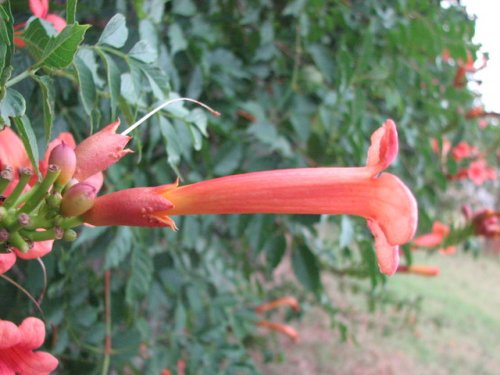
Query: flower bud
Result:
<box><xmin>49</xmin><ymin>142</ymin><xmax>76</xmax><ymax>186</ymax></box>
<box><xmin>60</xmin><ymin>182</ymin><xmax>97</xmax><ymax>217</ymax></box>
<box><xmin>63</xmin><ymin>229</ymin><xmax>78</xmax><ymax>242</ymax></box>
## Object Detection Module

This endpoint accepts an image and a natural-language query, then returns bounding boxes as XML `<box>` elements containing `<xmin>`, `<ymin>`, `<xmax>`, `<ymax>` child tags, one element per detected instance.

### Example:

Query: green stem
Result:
<box><xmin>5</xmin><ymin>70</ymin><xmax>34</xmax><ymax>88</ymax></box>
<box><xmin>8</xmin><ymin>231</ymin><xmax>30</xmax><ymax>253</ymax></box>
<box><xmin>2</xmin><ymin>168</ymin><xmax>33</xmax><ymax>208</ymax></box>
<box><xmin>19</xmin><ymin>165</ymin><xmax>60</xmax><ymax>213</ymax></box>
<box><xmin>21</xmin><ymin>227</ymin><xmax>63</xmax><ymax>241</ymax></box>
<box><xmin>0</xmin><ymin>167</ymin><xmax>13</xmax><ymax>195</ymax></box>
<box><xmin>59</xmin><ymin>216</ymin><xmax>83</xmax><ymax>229</ymax></box>
<box><xmin>102</xmin><ymin>270</ymin><xmax>112</xmax><ymax>375</ymax></box>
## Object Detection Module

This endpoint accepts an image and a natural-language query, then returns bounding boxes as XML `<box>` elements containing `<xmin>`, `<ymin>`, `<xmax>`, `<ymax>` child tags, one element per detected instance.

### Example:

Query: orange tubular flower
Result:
<box><xmin>0</xmin><ymin>317</ymin><xmax>59</xmax><ymax>374</ymax></box>
<box><xmin>257</xmin><ymin>320</ymin><xmax>300</xmax><ymax>343</ymax></box>
<box><xmin>255</xmin><ymin>297</ymin><xmax>300</xmax><ymax>314</ymax></box>
<box><xmin>412</xmin><ymin>221</ymin><xmax>450</xmax><ymax>248</ymax></box>
<box><xmin>84</xmin><ymin>120</ymin><xmax>418</xmax><ymax>275</ymax></box>
<box><xmin>396</xmin><ymin>265</ymin><xmax>440</xmax><ymax>277</ymax></box>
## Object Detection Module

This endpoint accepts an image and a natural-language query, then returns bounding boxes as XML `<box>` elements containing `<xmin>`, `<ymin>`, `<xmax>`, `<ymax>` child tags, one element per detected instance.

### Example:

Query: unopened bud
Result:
<box><xmin>49</xmin><ymin>142</ymin><xmax>77</xmax><ymax>186</ymax></box>
<box><xmin>61</xmin><ymin>182</ymin><xmax>97</xmax><ymax>217</ymax></box>
<box><xmin>47</xmin><ymin>191</ymin><xmax>63</xmax><ymax>208</ymax></box>
<box><xmin>63</xmin><ymin>229</ymin><xmax>78</xmax><ymax>242</ymax></box>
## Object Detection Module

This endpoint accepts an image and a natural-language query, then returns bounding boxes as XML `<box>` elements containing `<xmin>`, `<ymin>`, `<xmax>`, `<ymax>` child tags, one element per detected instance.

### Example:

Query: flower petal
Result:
<box><xmin>29</xmin><ymin>0</ymin><xmax>48</xmax><ymax>18</ymax></box>
<box><xmin>0</xmin><ymin>252</ymin><xmax>16</xmax><ymax>275</ymax></box>
<box><xmin>366</xmin><ymin>119</ymin><xmax>398</xmax><ymax>175</ymax></box>
<box><xmin>44</xmin><ymin>13</ymin><xmax>67</xmax><ymax>32</ymax></box>
<box><xmin>367</xmin><ymin>219</ymin><xmax>400</xmax><ymax>276</ymax></box>
<box><xmin>0</xmin><ymin>320</ymin><xmax>21</xmax><ymax>349</ymax></box>
<box><xmin>0</xmin><ymin>127</ymin><xmax>31</xmax><ymax>171</ymax></box>
<box><xmin>74</xmin><ymin>120</ymin><xmax>132</xmax><ymax>182</ymax></box>
<box><xmin>14</xmin><ymin>239</ymin><xmax>53</xmax><ymax>260</ymax></box>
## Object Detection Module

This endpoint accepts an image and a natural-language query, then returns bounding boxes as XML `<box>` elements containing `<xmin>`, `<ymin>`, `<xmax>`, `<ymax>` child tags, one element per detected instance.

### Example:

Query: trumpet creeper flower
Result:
<box><xmin>84</xmin><ymin>120</ymin><xmax>418</xmax><ymax>275</ymax></box>
<box><xmin>0</xmin><ymin>317</ymin><xmax>58</xmax><ymax>374</ymax></box>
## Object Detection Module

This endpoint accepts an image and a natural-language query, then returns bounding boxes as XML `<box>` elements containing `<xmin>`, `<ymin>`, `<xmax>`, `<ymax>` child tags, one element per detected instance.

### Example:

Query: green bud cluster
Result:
<box><xmin>0</xmin><ymin>145</ymin><xmax>93</xmax><ymax>253</ymax></box>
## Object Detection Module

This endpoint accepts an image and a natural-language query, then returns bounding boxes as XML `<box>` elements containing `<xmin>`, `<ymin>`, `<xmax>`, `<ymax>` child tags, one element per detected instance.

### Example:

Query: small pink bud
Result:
<box><xmin>49</xmin><ymin>142</ymin><xmax>76</xmax><ymax>186</ymax></box>
<box><xmin>61</xmin><ymin>182</ymin><xmax>97</xmax><ymax>217</ymax></box>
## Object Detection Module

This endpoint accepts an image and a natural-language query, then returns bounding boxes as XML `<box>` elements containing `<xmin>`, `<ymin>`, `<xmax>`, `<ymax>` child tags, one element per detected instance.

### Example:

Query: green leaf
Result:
<box><xmin>129</xmin><ymin>40</ymin><xmax>157</xmax><ymax>63</ymax></box>
<box><xmin>74</xmin><ymin>56</ymin><xmax>96</xmax><ymax>115</ymax></box>
<box><xmin>130</xmin><ymin>60</ymin><xmax>169</xmax><ymax>100</ymax></box>
<box><xmin>168</xmin><ymin>23</ymin><xmax>187</xmax><ymax>55</ymax></box>
<box><xmin>22</xmin><ymin>18</ymin><xmax>52</xmax><ymax>60</ymax></box>
<box><xmin>213</xmin><ymin>143</ymin><xmax>243</xmax><ymax>176</ymax></box>
<box><xmin>0</xmin><ymin>3</ymin><xmax>13</xmax><ymax>98</ymax></box>
<box><xmin>66</xmin><ymin>0</ymin><xmax>78</xmax><ymax>24</ymax></box>
<box><xmin>24</xmin><ymin>20</ymin><xmax>90</xmax><ymax>69</ymax></box>
<box><xmin>292</xmin><ymin>242</ymin><xmax>321</xmax><ymax>293</ymax></box>
<box><xmin>360</xmin><ymin>241</ymin><xmax>383</xmax><ymax>288</ymax></box>
<box><xmin>12</xmin><ymin>116</ymin><xmax>40</xmax><ymax>176</ymax></box>
<box><xmin>126</xmin><ymin>248</ymin><xmax>154</xmax><ymax>305</ymax></box>
<box><xmin>101</xmin><ymin>53</ymin><xmax>121</xmax><ymax>119</ymax></box>
<box><xmin>0</xmin><ymin>88</ymin><xmax>26</xmax><ymax>125</ymax></box>
<box><xmin>98</xmin><ymin>14</ymin><xmax>128</xmax><ymax>48</ymax></box>
<box><xmin>265</xmin><ymin>235</ymin><xmax>287</xmax><ymax>270</ymax></box>
<box><xmin>104</xmin><ymin>227</ymin><xmax>133</xmax><ymax>269</ymax></box>
<box><xmin>33</xmin><ymin>76</ymin><xmax>55</xmax><ymax>143</ymax></box>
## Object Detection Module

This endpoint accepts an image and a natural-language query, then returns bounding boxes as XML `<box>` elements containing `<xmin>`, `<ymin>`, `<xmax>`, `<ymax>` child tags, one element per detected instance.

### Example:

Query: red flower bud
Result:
<box><xmin>49</xmin><ymin>142</ymin><xmax>77</xmax><ymax>186</ymax></box>
<box><xmin>61</xmin><ymin>183</ymin><xmax>97</xmax><ymax>217</ymax></box>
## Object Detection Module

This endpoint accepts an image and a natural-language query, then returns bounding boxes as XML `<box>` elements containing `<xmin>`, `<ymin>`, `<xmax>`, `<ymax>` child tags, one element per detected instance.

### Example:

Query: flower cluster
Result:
<box><xmin>431</xmin><ymin>138</ymin><xmax>497</xmax><ymax>186</ymax></box>
<box><xmin>0</xmin><ymin>121</ymin><xmax>131</xmax><ymax>275</ymax></box>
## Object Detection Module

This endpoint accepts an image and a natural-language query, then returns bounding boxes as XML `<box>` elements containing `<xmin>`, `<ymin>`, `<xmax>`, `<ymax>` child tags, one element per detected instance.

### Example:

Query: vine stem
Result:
<box><xmin>120</xmin><ymin>97</ymin><xmax>220</xmax><ymax>136</ymax></box>
<box><xmin>102</xmin><ymin>270</ymin><xmax>112</xmax><ymax>375</ymax></box>
<box><xmin>0</xmin><ymin>273</ymin><xmax>44</xmax><ymax>317</ymax></box>
<box><xmin>5</xmin><ymin>69</ymin><xmax>38</xmax><ymax>88</ymax></box>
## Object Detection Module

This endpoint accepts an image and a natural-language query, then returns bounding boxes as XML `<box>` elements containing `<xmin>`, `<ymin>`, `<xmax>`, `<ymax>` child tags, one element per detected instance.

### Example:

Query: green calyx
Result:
<box><xmin>0</xmin><ymin>164</ymin><xmax>95</xmax><ymax>253</ymax></box>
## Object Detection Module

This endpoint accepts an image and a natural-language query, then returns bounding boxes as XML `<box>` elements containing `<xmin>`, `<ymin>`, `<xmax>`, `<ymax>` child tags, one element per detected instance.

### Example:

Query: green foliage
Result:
<box><xmin>1</xmin><ymin>0</ymin><xmax>496</xmax><ymax>374</ymax></box>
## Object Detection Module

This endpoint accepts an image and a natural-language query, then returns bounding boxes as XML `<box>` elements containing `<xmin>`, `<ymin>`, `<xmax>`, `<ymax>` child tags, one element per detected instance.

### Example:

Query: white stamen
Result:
<box><xmin>120</xmin><ymin>97</ymin><xmax>221</xmax><ymax>136</ymax></box>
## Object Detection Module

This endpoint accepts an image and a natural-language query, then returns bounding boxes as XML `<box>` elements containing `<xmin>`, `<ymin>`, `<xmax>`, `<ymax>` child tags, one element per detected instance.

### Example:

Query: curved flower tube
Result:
<box><xmin>0</xmin><ymin>317</ymin><xmax>58</xmax><ymax>374</ymax></box>
<box><xmin>256</xmin><ymin>320</ymin><xmax>300</xmax><ymax>343</ymax></box>
<box><xmin>397</xmin><ymin>264</ymin><xmax>440</xmax><ymax>277</ymax></box>
<box><xmin>255</xmin><ymin>297</ymin><xmax>300</xmax><ymax>314</ymax></box>
<box><xmin>84</xmin><ymin>120</ymin><xmax>418</xmax><ymax>275</ymax></box>
<box><xmin>412</xmin><ymin>221</ymin><xmax>450</xmax><ymax>248</ymax></box>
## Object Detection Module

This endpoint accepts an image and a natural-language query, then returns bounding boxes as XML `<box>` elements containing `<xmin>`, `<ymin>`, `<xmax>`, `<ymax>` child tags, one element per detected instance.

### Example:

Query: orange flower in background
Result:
<box><xmin>453</xmin><ymin>51</ymin><xmax>487</xmax><ymax>88</ymax></box>
<box><xmin>84</xmin><ymin>120</ymin><xmax>418</xmax><ymax>276</ymax></box>
<box><xmin>471</xmin><ymin>210</ymin><xmax>500</xmax><ymax>238</ymax></box>
<box><xmin>14</xmin><ymin>0</ymin><xmax>67</xmax><ymax>47</ymax></box>
<box><xmin>466</xmin><ymin>106</ymin><xmax>485</xmax><ymax>119</ymax></box>
<box><xmin>396</xmin><ymin>265</ymin><xmax>440</xmax><ymax>277</ymax></box>
<box><xmin>255</xmin><ymin>297</ymin><xmax>300</xmax><ymax>314</ymax></box>
<box><xmin>0</xmin><ymin>317</ymin><xmax>58</xmax><ymax>374</ymax></box>
<box><xmin>438</xmin><ymin>246</ymin><xmax>457</xmax><ymax>255</ymax></box>
<box><xmin>412</xmin><ymin>221</ymin><xmax>450</xmax><ymax>248</ymax></box>
<box><xmin>466</xmin><ymin>159</ymin><xmax>497</xmax><ymax>186</ymax></box>
<box><xmin>451</xmin><ymin>141</ymin><xmax>478</xmax><ymax>162</ymax></box>
<box><xmin>256</xmin><ymin>320</ymin><xmax>300</xmax><ymax>343</ymax></box>
<box><xmin>431</xmin><ymin>138</ymin><xmax>451</xmax><ymax>158</ymax></box>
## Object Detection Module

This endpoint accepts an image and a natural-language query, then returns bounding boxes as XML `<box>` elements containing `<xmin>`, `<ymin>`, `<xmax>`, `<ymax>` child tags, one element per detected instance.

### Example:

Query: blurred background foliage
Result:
<box><xmin>1</xmin><ymin>0</ymin><xmax>498</xmax><ymax>373</ymax></box>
